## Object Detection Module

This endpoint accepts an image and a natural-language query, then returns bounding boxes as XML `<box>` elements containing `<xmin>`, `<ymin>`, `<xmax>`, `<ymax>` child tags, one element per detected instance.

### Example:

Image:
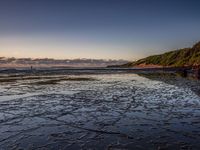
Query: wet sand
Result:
<box><xmin>0</xmin><ymin>70</ymin><xmax>200</xmax><ymax>150</ymax></box>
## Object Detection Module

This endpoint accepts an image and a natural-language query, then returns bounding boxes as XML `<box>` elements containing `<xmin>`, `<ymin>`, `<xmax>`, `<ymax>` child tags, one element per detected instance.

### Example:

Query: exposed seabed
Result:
<box><xmin>0</xmin><ymin>69</ymin><xmax>200</xmax><ymax>150</ymax></box>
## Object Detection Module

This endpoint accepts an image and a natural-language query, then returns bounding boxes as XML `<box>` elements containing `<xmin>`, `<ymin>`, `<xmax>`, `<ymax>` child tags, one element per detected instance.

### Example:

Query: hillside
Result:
<box><xmin>122</xmin><ymin>41</ymin><xmax>200</xmax><ymax>68</ymax></box>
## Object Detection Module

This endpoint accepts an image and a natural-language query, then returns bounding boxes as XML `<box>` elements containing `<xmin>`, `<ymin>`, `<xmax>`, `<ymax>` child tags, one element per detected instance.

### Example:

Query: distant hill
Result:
<box><xmin>122</xmin><ymin>41</ymin><xmax>200</xmax><ymax>68</ymax></box>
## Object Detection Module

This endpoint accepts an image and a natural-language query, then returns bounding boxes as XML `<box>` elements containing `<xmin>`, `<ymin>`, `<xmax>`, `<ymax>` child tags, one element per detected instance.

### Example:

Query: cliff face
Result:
<box><xmin>122</xmin><ymin>42</ymin><xmax>200</xmax><ymax>67</ymax></box>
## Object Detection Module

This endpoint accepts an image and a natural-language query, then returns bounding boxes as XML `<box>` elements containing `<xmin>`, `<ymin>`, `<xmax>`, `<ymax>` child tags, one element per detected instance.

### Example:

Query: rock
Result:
<box><xmin>195</xmin><ymin>68</ymin><xmax>200</xmax><ymax>79</ymax></box>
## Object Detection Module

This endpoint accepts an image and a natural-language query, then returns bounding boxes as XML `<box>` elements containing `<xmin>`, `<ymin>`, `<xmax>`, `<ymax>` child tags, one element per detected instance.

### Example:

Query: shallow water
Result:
<box><xmin>0</xmin><ymin>73</ymin><xmax>200</xmax><ymax>150</ymax></box>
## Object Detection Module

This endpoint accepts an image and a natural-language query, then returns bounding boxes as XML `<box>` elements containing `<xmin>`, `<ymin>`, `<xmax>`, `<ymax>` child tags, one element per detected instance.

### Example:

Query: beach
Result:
<box><xmin>0</xmin><ymin>69</ymin><xmax>200</xmax><ymax>149</ymax></box>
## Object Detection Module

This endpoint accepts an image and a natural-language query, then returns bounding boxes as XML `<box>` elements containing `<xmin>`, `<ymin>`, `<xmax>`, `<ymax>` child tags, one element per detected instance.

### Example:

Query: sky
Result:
<box><xmin>0</xmin><ymin>0</ymin><xmax>200</xmax><ymax>60</ymax></box>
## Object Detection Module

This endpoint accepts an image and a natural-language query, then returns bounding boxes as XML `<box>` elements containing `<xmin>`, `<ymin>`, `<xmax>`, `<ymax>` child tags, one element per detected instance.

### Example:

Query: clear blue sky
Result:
<box><xmin>0</xmin><ymin>0</ymin><xmax>200</xmax><ymax>60</ymax></box>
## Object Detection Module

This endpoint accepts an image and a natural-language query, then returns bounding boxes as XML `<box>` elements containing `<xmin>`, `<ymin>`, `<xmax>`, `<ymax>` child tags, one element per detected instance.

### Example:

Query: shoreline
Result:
<box><xmin>0</xmin><ymin>66</ymin><xmax>199</xmax><ymax>79</ymax></box>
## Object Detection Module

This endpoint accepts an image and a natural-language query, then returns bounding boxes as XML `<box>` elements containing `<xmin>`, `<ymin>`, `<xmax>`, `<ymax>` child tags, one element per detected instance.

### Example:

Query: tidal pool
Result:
<box><xmin>0</xmin><ymin>73</ymin><xmax>200</xmax><ymax>150</ymax></box>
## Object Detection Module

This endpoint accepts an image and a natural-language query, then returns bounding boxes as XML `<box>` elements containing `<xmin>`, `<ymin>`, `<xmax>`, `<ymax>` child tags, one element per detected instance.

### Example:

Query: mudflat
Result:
<box><xmin>0</xmin><ymin>69</ymin><xmax>200</xmax><ymax>150</ymax></box>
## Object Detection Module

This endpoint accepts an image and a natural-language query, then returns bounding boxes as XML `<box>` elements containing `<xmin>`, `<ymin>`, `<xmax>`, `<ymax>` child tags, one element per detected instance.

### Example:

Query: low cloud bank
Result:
<box><xmin>0</xmin><ymin>57</ymin><xmax>128</xmax><ymax>68</ymax></box>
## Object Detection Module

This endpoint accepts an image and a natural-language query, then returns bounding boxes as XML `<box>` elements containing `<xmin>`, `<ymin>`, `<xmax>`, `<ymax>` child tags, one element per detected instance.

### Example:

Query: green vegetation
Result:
<box><xmin>122</xmin><ymin>41</ymin><xmax>200</xmax><ymax>67</ymax></box>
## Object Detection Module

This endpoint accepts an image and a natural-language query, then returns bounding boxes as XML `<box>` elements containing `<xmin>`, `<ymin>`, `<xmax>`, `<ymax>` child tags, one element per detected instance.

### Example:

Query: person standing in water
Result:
<box><xmin>30</xmin><ymin>66</ymin><xmax>33</xmax><ymax>71</ymax></box>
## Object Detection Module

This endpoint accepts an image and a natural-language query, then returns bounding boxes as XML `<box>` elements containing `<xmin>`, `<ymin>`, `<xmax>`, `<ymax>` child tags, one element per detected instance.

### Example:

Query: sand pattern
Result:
<box><xmin>0</xmin><ymin>74</ymin><xmax>200</xmax><ymax>150</ymax></box>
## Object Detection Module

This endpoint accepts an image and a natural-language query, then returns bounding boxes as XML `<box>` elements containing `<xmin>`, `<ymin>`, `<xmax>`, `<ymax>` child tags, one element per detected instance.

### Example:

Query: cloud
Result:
<box><xmin>0</xmin><ymin>57</ymin><xmax>128</xmax><ymax>68</ymax></box>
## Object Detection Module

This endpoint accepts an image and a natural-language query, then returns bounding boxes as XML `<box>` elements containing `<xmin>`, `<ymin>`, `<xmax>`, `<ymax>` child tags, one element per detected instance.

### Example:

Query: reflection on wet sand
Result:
<box><xmin>0</xmin><ymin>73</ymin><xmax>200</xmax><ymax>150</ymax></box>
<box><xmin>138</xmin><ymin>72</ymin><xmax>200</xmax><ymax>96</ymax></box>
